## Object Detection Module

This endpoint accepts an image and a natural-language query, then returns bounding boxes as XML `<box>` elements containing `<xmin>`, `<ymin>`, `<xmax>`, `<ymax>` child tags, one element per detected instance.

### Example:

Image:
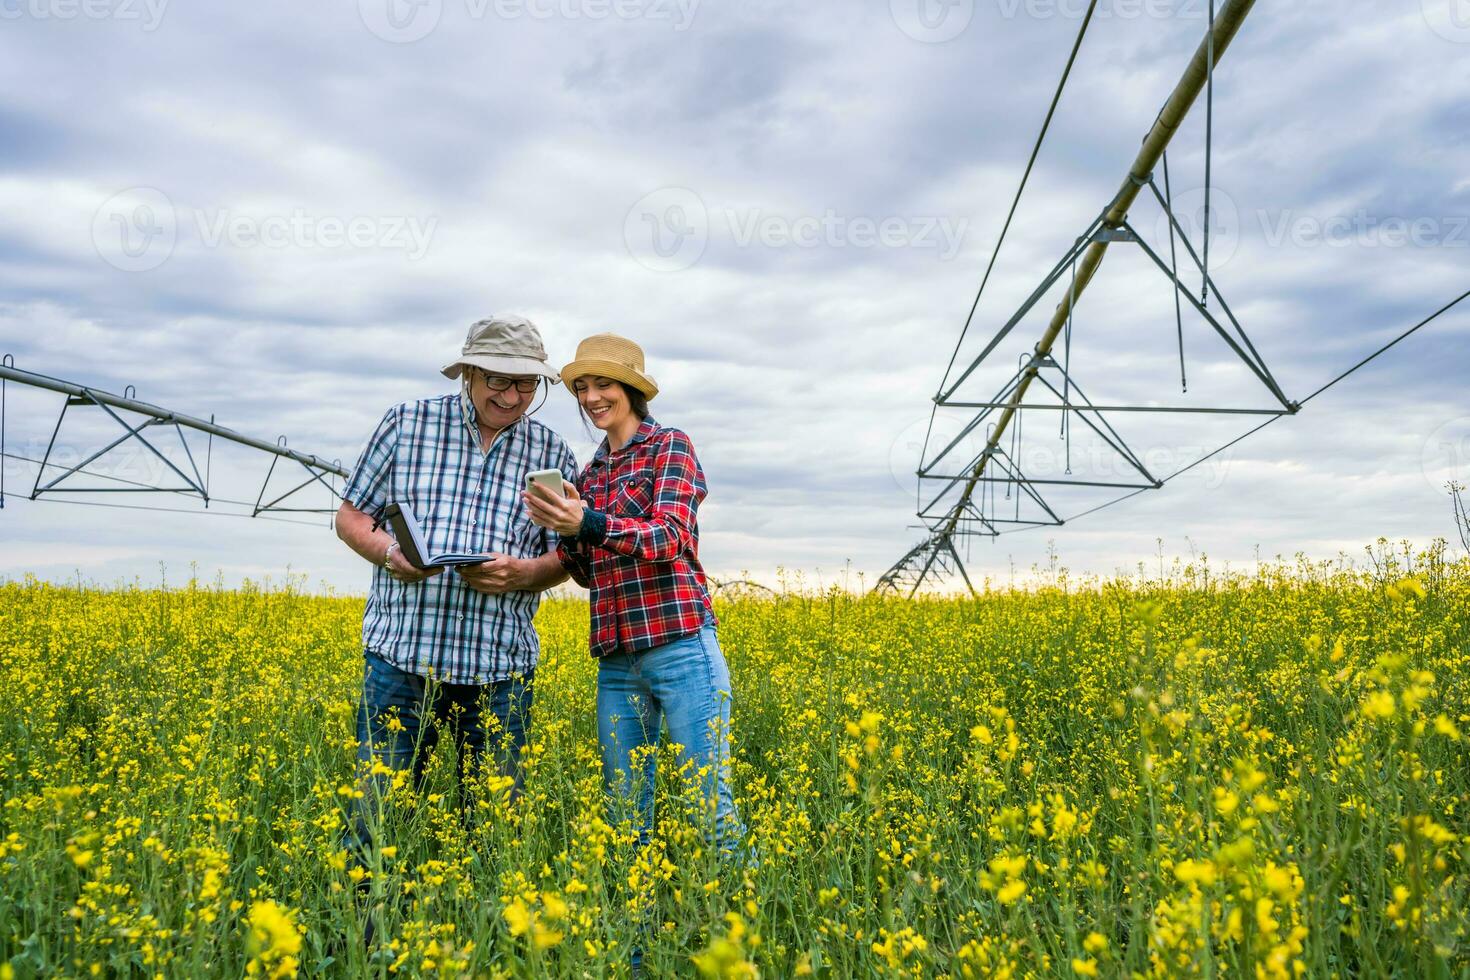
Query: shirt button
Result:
<box><xmin>470</xmin><ymin>519</ymin><xmax>477</xmax><ymax>526</ymax></box>
<box><xmin>458</xmin><ymin>614</ymin><xmax>465</xmax><ymax>621</ymax></box>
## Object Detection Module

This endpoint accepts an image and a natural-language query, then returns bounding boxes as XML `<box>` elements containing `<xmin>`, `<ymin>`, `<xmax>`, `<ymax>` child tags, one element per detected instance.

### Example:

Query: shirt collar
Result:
<box><xmin>592</xmin><ymin>415</ymin><xmax>659</xmax><ymax>465</ymax></box>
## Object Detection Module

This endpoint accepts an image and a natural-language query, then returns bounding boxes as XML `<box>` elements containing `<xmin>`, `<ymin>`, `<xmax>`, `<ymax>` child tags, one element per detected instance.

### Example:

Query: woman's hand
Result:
<box><xmin>525</xmin><ymin>480</ymin><xmax>587</xmax><ymax>537</ymax></box>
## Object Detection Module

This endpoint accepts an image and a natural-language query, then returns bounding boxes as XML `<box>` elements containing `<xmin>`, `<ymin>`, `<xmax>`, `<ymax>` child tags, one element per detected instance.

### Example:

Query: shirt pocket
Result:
<box><xmin>501</xmin><ymin>493</ymin><xmax>537</xmax><ymax>556</ymax></box>
<box><xmin>609</xmin><ymin>473</ymin><xmax>654</xmax><ymax>517</ymax></box>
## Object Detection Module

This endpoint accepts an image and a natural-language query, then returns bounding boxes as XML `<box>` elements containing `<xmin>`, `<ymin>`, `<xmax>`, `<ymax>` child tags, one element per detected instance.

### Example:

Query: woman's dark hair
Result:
<box><xmin>576</xmin><ymin>379</ymin><xmax>648</xmax><ymax>433</ymax></box>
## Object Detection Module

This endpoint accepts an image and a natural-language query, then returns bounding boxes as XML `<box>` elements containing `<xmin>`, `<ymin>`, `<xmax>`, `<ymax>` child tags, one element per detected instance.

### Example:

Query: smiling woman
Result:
<box><xmin>526</xmin><ymin>333</ymin><xmax>748</xmax><ymax>903</ymax></box>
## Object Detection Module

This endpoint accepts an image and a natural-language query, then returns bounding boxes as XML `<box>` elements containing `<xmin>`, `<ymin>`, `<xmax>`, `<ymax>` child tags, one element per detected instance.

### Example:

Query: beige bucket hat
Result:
<box><xmin>560</xmin><ymin>333</ymin><xmax>659</xmax><ymax>400</ymax></box>
<box><xmin>441</xmin><ymin>315</ymin><xmax>561</xmax><ymax>382</ymax></box>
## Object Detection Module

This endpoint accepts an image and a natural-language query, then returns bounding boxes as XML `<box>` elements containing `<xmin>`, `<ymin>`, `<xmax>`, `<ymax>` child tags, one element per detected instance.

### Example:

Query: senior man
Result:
<box><xmin>335</xmin><ymin>315</ymin><xmax>577</xmax><ymax>858</ymax></box>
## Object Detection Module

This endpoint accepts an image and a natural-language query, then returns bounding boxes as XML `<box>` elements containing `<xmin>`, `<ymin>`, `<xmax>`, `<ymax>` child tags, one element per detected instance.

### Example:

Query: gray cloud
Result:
<box><xmin>1</xmin><ymin>0</ymin><xmax>1467</xmax><ymax>593</ymax></box>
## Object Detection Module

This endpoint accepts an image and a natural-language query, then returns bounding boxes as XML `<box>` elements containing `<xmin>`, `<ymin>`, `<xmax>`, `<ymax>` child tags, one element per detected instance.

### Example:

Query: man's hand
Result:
<box><xmin>386</xmin><ymin>545</ymin><xmax>443</xmax><ymax>584</ymax></box>
<box><xmin>455</xmin><ymin>554</ymin><xmax>528</xmax><ymax>595</ymax></box>
<box><xmin>338</xmin><ymin>500</ymin><xmax>444</xmax><ymax>582</ymax></box>
<box><xmin>525</xmin><ymin>480</ymin><xmax>587</xmax><ymax>536</ymax></box>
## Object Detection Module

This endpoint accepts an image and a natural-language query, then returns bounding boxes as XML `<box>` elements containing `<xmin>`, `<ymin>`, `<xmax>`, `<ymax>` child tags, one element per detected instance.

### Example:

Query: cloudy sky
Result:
<box><xmin>2</xmin><ymin>0</ymin><xmax>1468</xmax><ymax>594</ymax></box>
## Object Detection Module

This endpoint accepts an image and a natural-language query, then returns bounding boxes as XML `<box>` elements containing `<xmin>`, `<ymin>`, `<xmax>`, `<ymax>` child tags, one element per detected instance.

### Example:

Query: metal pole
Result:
<box><xmin>0</xmin><ymin>362</ymin><xmax>349</xmax><ymax>478</ymax></box>
<box><xmin>931</xmin><ymin>0</ymin><xmax>1257</xmax><ymax>543</ymax></box>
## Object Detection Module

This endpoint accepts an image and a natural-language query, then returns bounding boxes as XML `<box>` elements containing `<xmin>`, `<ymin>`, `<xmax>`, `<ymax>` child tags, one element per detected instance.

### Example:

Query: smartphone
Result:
<box><xmin>526</xmin><ymin>469</ymin><xmax>568</xmax><ymax>497</ymax></box>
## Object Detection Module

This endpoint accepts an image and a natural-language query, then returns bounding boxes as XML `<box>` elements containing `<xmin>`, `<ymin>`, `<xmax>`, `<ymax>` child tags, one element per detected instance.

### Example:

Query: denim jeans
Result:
<box><xmin>343</xmin><ymin>649</ymin><xmax>534</xmax><ymax>859</ymax></box>
<box><xmin>596</xmin><ymin>622</ymin><xmax>744</xmax><ymax>854</ymax></box>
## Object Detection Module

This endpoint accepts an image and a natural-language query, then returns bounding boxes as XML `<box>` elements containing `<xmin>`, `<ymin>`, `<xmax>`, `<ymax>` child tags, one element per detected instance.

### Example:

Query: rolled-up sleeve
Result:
<box><xmin>582</xmin><ymin>431</ymin><xmax>704</xmax><ymax>563</ymax></box>
<box><xmin>342</xmin><ymin>407</ymin><xmax>397</xmax><ymax>516</ymax></box>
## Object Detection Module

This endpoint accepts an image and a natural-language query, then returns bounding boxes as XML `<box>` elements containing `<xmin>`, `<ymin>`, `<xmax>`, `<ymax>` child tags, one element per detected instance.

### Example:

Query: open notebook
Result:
<box><xmin>378</xmin><ymin>502</ymin><xmax>489</xmax><ymax>569</ymax></box>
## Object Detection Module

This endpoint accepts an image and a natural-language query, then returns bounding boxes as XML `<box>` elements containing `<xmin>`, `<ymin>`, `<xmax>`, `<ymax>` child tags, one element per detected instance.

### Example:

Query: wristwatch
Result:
<box><xmin>384</xmin><ymin>541</ymin><xmax>400</xmax><ymax>571</ymax></box>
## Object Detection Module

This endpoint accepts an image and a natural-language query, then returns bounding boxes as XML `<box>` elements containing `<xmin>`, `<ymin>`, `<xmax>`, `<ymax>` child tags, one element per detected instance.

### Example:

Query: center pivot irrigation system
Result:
<box><xmin>0</xmin><ymin>358</ymin><xmax>347</xmax><ymax>523</ymax></box>
<box><xmin>877</xmin><ymin>0</ymin><xmax>1469</xmax><ymax>597</ymax></box>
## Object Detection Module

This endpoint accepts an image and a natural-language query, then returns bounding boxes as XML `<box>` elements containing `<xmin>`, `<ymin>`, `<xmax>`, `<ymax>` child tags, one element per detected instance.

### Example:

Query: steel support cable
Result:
<box><xmin>1202</xmin><ymin>0</ymin><xmax>1216</xmax><ymax>307</ymax></box>
<box><xmin>935</xmin><ymin>0</ymin><xmax>1101</xmax><ymax>396</ymax></box>
<box><xmin>1062</xmin><ymin>248</ymin><xmax>1077</xmax><ymax>471</ymax></box>
<box><xmin>887</xmin><ymin>0</ymin><xmax>1274</xmax><ymax>590</ymax></box>
<box><xmin>1295</xmin><ymin>287</ymin><xmax>1470</xmax><ymax>405</ymax></box>
<box><xmin>1126</xmin><ymin>202</ymin><xmax>1289</xmax><ymax>406</ymax></box>
<box><xmin>1</xmin><ymin>448</ymin><xmax>338</xmax><ymax>515</ymax></box>
<box><xmin>921</xmin><ymin>0</ymin><xmax>1102</xmax><ymax>473</ymax></box>
<box><xmin>0</xmin><ymin>489</ymin><xmax>328</xmax><ymax>528</ymax></box>
<box><xmin>995</xmin><ymin>285</ymin><xmax>1470</xmax><ymax>535</ymax></box>
<box><xmin>1016</xmin><ymin>407</ymin><xmax>1025</xmax><ymax>520</ymax></box>
<box><xmin>934</xmin><ymin>0</ymin><xmax>1263</xmax><ymax>554</ymax></box>
<box><xmin>1162</xmin><ymin>150</ymin><xmax>1188</xmax><ymax>390</ymax></box>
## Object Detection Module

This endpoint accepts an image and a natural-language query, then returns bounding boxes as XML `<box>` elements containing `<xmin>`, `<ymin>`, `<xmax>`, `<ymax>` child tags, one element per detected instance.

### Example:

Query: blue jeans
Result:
<box><xmin>344</xmin><ymin>649</ymin><xmax>534</xmax><ymax>859</ymax></box>
<box><xmin>596</xmin><ymin>623</ymin><xmax>744</xmax><ymax>854</ymax></box>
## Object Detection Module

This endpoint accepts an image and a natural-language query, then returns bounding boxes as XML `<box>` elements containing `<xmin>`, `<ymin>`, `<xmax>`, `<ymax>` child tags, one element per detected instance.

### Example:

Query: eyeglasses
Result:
<box><xmin>474</xmin><ymin>369</ymin><xmax>540</xmax><ymax>393</ymax></box>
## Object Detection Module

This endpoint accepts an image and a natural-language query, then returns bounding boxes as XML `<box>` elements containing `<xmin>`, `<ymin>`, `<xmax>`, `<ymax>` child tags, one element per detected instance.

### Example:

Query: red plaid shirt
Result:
<box><xmin>557</xmin><ymin>417</ymin><xmax>715</xmax><ymax>658</ymax></box>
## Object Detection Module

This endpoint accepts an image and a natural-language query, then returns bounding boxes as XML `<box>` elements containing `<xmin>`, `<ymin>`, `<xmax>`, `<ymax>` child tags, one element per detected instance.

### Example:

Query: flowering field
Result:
<box><xmin>1</xmin><ymin>550</ymin><xmax>1468</xmax><ymax>978</ymax></box>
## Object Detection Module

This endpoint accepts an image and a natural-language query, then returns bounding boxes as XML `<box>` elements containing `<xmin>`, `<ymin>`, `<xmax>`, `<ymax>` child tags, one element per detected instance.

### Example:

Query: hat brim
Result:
<box><xmin>443</xmin><ymin>354</ymin><xmax>561</xmax><ymax>382</ymax></box>
<box><xmin>560</xmin><ymin>359</ymin><xmax>659</xmax><ymax>400</ymax></box>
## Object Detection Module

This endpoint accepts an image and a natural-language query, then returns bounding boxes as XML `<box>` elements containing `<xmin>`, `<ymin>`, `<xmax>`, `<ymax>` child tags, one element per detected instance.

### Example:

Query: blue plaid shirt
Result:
<box><xmin>342</xmin><ymin>393</ymin><xmax>578</xmax><ymax>684</ymax></box>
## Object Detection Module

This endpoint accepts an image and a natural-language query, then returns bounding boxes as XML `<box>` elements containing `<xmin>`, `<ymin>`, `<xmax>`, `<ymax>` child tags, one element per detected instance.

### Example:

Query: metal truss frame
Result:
<box><xmin>878</xmin><ymin>0</ymin><xmax>1281</xmax><ymax>597</ymax></box>
<box><xmin>1</xmin><ymin>362</ymin><xmax>348</xmax><ymax>517</ymax></box>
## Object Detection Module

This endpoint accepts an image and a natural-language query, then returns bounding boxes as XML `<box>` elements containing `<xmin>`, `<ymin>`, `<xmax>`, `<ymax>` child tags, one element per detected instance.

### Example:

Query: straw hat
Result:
<box><xmin>560</xmin><ymin>333</ymin><xmax>659</xmax><ymax>400</ymax></box>
<box><xmin>441</xmin><ymin>315</ymin><xmax>560</xmax><ymax>382</ymax></box>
